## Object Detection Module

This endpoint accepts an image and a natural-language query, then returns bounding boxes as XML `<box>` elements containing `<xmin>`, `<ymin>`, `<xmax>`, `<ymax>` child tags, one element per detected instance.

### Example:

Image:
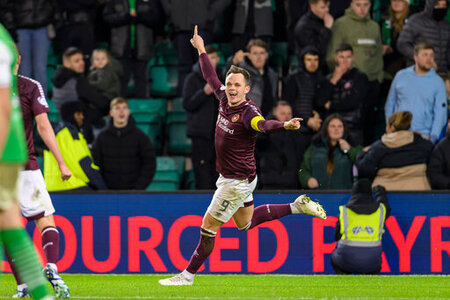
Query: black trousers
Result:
<box><xmin>191</xmin><ymin>137</ymin><xmax>218</xmax><ymax>190</ymax></box>
<box><xmin>119</xmin><ymin>57</ymin><xmax>149</xmax><ymax>98</ymax></box>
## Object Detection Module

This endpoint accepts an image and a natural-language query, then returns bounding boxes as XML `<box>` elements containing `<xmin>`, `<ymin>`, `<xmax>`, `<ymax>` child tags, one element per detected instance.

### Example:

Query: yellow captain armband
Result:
<box><xmin>250</xmin><ymin>116</ymin><xmax>265</xmax><ymax>132</ymax></box>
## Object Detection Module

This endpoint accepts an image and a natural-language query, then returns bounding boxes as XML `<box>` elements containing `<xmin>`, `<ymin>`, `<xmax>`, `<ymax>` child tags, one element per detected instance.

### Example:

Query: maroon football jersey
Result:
<box><xmin>18</xmin><ymin>75</ymin><xmax>49</xmax><ymax>170</ymax></box>
<box><xmin>199</xmin><ymin>53</ymin><xmax>285</xmax><ymax>181</ymax></box>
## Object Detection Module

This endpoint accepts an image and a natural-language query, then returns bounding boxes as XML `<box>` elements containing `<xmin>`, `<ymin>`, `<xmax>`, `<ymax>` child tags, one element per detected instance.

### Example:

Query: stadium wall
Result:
<box><xmin>2</xmin><ymin>192</ymin><xmax>449</xmax><ymax>275</ymax></box>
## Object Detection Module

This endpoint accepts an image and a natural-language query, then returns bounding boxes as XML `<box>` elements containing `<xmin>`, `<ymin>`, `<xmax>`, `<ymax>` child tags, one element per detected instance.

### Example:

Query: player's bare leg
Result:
<box><xmin>159</xmin><ymin>212</ymin><xmax>223</xmax><ymax>286</ymax></box>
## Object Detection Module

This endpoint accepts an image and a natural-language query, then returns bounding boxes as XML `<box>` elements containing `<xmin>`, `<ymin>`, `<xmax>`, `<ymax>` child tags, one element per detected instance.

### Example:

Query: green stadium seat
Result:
<box><xmin>270</xmin><ymin>42</ymin><xmax>289</xmax><ymax>71</ymax></box>
<box><xmin>146</xmin><ymin>156</ymin><xmax>182</xmax><ymax>190</ymax></box>
<box><xmin>47</xmin><ymin>100</ymin><xmax>61</xmax><ymax>123</ymax></box>
<box><xmin>149</xmin><ymin>65</ymin><xmax>178</xmax><ymax>97</ymax></box>
<box><xmin>36</xmin><ymin>156</ymin><xmax>44</xmax><ymax>171</ymax></box>
<box><xmin>46</xmin><ymin>65</ymin><xmax>56</xmax><ymax>97</ymax></box>
<box><xmin>128</xmin><ymin>99</ymin><xmax>167</xmax><ymax>152</ymax></box>
<box><xmin>185</xmin><ymin>169</ymin><xmax>196</xmax><ymax>190</ymax></box>
<box><xmin>152</xmin><ymin>41</ymin><xmax>178</xmax><ymax>65</ymax></box>
<box><xmin>171</xmin><ymin>97</ymin><xmax>185</xmax><ymax>113</ymax></box>
<box><xmin>166</xmin><ymin>112</ymin><xmax>191</xmax><ymax>155</ymax></box>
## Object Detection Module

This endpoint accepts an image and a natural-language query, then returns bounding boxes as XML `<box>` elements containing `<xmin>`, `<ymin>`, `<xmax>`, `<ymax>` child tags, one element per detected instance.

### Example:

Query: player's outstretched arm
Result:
<box><xmin>284</xmin><ymin>118</ymin><xmax>303</xmax><ymax>130</ymax></box>
<box><xmin>35</xmin><ymin>113</ymin><xmax>72</xmax><ymax>180</ymax></box>
<box><xmin>191</xmin><ymin>25</ymin><xmax>223</xmax><ymax>93</ymax></box>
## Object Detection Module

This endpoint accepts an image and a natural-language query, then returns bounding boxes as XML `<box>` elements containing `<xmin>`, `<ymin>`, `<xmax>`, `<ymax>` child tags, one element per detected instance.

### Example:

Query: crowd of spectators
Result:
<box><xmin>1</xmin><ymin>0</ymin><xmax>449</xmax><ymax>191</ymax></box>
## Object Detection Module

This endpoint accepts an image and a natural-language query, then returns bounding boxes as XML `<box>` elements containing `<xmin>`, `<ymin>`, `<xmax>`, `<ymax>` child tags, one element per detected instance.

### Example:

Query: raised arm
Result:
<box><xmin>190</xmin><ymin>25</ymin><xmax>223</xmax><ymax>91</ymax></box>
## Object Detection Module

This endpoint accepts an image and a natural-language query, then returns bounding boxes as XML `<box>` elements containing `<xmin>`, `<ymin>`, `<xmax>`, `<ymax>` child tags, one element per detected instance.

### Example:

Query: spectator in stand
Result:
<box><xmin>330</xmin><ymin>0</ymin><xmax>351</xmax><ymax>19</ymax></box>
<box><xmin>294</xmin><ymin>0</ymin><xmax>333</xmax><ymax>72</ymax></box>
<box><xmin>44</xmin><ymin>101</ymin><xmax>107</xmax><ymax>191</ymax></box>
<box><xmin>379</xmin><ymin>0</ymin><xmax>410</xmax><ymax>80</ymax></box>
<box><xmin>326</xmin><ymin>0</ymin><xmax>383</xmax><ymax>145</ymax></box>
<box><xmin>231</xmin><ymin>0</ymin><xmax>274</xmax><ymax>53</ymax></box>
<box><xmin>319</xmin><ymin>44</ymin><xmax>369</xmax><ymax>146</ymax></box>
<box><xmin>0</xmin><ymin>0</ymin><xmax>15</xmax><ymax>40</ymax></box>
<box><xmin>385</xmin><ymin>43</ymin><xmax>447</xmax><ymax>144</ymax></box>
<box><xmin>397</xmin><ymin>0</ymin><xmax>450</xmax><ymax>73</ymax></box>
<box><xmin>283</xmin><ymin>46</ymin><xmax>325</xmax><ymax>156</ymax></box>
<box><xmin>356</xmin><ymin>111</ymin><xmax>433</xmax><ymax>190</ymax></box>
<box><xmin>88</xmin><ymin>48</ymin><xmax>122</xmax><ymax>101</ymax></box>
<box><xmin>438</xmin><ymin>71</ymin><xmax>450</xmax><ymax>110</ymax></box>
<box><xmin>299</xmin><ymin>114</ymin><xmax>362</xmax><ymax>190</ymax></box>
<box><xmin>52</xmin><ymin>47</ymin><xmax>110</xmax><ymax>143</ymax></box>
<box><xmin>56</xmin><ymin>0</ymin><xmax>97</xmax><ymax>66</ymax></box>
<box><xmin>286</xmin><ymin>0</ymin><xmax>309</xmax><ymax>47</ymax></box>
<box><xmin>161</xmin><ymin>0</ymin><xmax>230</xmax><ymax>96</ymax></box>
<box><xmin>183</xmin><ymin>45</ymin><xmax>221</xmax><ymax>189</ymax></box>
<box><xmin>427</xmin><ymin>130</ymin><xmax>450</xmax><ymax>189</ymax></box>
<box><xmin>11</xmin><ymin>0</ymin><xmax>60</xmax><ymax>97</ymax></box>
<box><xmin>331</xmin><ymin>180</ymin><xmax>390</xmax><ymax>275</ymax></box>
<box><xmin>256</xmin><ymin>101</ymin><xmax>303</xmax><ymax>189</ymax></box>
<box><xmin>103</xmin><ymin>0</ymin><xmax>163</xmax><ymax>98</ymax></box>
<box><xmin>92</xmin><ymin>97</ymin><xmax>156</xmax><ymax>190</ymax></box>
<box><xmin>227</xmin><ymin>39</ymin><xmax>278</xmax><ymax>117</ymax></box>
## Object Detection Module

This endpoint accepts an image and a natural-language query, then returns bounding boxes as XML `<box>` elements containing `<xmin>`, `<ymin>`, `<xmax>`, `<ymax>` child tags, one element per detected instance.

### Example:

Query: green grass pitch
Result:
<box><xmin>1</xmin><ymin>274</ymin><xmax>449</xmax><ymax>299</ymax></box>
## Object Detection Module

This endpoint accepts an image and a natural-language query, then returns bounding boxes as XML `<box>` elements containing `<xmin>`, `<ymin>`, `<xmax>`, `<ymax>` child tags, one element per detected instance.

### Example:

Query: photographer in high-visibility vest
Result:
<box><xmin>331</xmin><ymin>179</ymin><xmax>390</xmax><ymax>274</ymax></box>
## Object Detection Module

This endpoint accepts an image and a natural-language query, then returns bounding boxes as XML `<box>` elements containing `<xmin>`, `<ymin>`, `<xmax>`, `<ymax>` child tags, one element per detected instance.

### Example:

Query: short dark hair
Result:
<box><xmin>309</xmin><ymin>0</ymin><xmax>329</xmax><ymax>4</ymax></box>
<box><xmin>335</xmin><ymin>44</ymin><xmax>353</xmax><ymax>54</ymax></box>
<box><xmin>414</xmin><ymin>42</ymin><xmax>434</xmax><ymax>55</ymax></box>
<box><xmin>205</xmin><ymin>45</ymin><xmax>218</xmax><ymax>54</ymax></box>
<box><xmin>226</xmin><ymin>65</ymin><xmax>251</xmax><ymax>85</ymax></box>
<box><xmin>246</xmin><ymin>39</ymin><xmax>268</xmax><ymax>52</ymax></box>
<box><xmin>63</xmin><ymin>47</ymin><xmax>83</xmax><ymax>60</ymax></box>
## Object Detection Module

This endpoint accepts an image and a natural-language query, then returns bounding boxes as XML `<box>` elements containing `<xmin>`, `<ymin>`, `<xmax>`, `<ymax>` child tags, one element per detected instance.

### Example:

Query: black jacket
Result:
<box><xmin>256</xmin><ymin>127</ymin><xmax>303</xmax><ymax>189</ymax></box>
<box><xmin>182</xmin><ymin>62</ymin><xmax>220</xmax><ymax>139</ymax></box>
<box><xmin>294</xmin><ymin>11</ymin><xmax>332</xmax><ymax>66</ymax></box>
<box><xmin>356</xmin><ymin>133</ymin><xmax>433</xmax><ymax>179</ymax></box>
<box><xmin>103</xmin><ymin>0</ymin><xmax>163</xmax><ymax>60</ymax></box>
<box><xmin>52</xmin><ymin>66</ymin><xmax>110</xmax><ymax>115</ymax></box>
<box><xmin>283</xmin><ymin>46</ymin><xmax>327</xmax><ymax>134</ymax></box>
<box><xmin>334</xmin><ymin>181</ymin><xmax>390</xmax><ymax>241</ymax></box>
<box><xmin>12</xmin><ymin>0</ymin><xmax>59</xmax><ymax>29</ymax></box>
<box><xmin>57</xmin><ymin>0</ymin><xmax>97</xmax><ymax>26</ymax></box>
<box><xmin>427</xmin><ymin>135</ymin><xmax>450</xmax><ymax>189</ymax></box>
<box><xmin>91</xmin><ymin>117</ymin><xmax>156</xmax><ymax>190</ymax></box>
<box><xmin>319</xmin><ymin>67</ymin><xmax>369</xmax><ymax>144</ymax></box>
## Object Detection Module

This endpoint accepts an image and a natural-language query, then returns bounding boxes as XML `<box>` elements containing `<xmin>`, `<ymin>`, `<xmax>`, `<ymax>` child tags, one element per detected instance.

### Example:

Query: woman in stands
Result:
<box><xmin>356</xmin><ymin>111</ymin><xmax>433</xmax><ymax>190</ymax></box>
<box><xmin>299</xmin><ymin>113</ymin><xmax>362</xmax><ymax>189</ymax></box>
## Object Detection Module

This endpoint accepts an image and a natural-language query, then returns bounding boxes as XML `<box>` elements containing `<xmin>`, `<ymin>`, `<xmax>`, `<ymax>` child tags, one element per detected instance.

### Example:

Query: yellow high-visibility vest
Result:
<box><xmin>338</xmin><ymin>203</ymin><xmax>386</xmax><ymax>247</ymax></box>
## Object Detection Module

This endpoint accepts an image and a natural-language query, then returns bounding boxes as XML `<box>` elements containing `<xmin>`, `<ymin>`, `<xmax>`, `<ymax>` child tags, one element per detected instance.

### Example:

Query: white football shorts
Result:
<box><xmin>18</xmin><ymin>169</ymin><xmax>55</xmax><ymax>220</ymax></box>
<box><xmin>206</xmin><ymin>174</ymin><xmax>257</xmax><ymax>223</ymax></box>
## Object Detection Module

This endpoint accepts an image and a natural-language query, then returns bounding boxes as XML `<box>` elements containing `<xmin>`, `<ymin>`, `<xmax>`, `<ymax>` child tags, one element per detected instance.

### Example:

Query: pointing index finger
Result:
<box><xmin>194</xmin><ymin>25</ymin><xmax>198</xmax><ymax>36</ymax></box>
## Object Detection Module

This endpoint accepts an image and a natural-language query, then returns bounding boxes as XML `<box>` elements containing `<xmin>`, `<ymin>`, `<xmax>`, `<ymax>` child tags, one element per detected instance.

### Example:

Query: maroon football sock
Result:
<box><xmin>186</xmin><ymin>228</ymin><xmax>216</xmax><ymax>274</ymax></box>
<box><xmin>41</xmin><ymin>226</ymin><xmax>59</xmax><ymax>264</ymax></box>
<box><xmin>248</xmin><ymin>204</ymin><xmax>292</xmax><ymax>230</ymax></box>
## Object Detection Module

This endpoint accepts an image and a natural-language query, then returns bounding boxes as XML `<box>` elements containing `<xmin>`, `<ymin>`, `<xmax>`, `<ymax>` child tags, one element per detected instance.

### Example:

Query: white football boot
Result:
<box><xmin>291</xmin><ymin>194</ymin><xmax>326</xmax><ymax>219</ymax></box>
<box><xmin>158</xmin><ymin>273</ymin><xmax>194</xmax><ymax>286</ymax></box>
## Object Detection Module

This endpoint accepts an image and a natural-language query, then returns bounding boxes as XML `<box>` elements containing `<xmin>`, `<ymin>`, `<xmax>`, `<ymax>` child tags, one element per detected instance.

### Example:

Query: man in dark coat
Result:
<box><xmin>283</xmin><ymin>46</ymin><xmax>326</xmax><ymax>157</ymax></box>
<box><xmin>319</xmin><ymin>44</ymin><xmax>368</xmax><ymax>146</ymax></box>
<box><xmin>294</xmin><ymin>0</ymin><xmax>334</xmax><ymax>72</ymax></box>
<box><xmin>103</xmin><ymin>0</ymin><xmax>163</xmax><ymax>98</ymax></box>
<box><xmin>397</xmin><ymin>0</ymin><xmax>450</xmax><ymax>73</ymax></box>
<box><xmin>256</xmin><ymin>101</ymin><xmax>303</xmax><ymax>189</ymax></box>
<box><xmin>91</xmin><ymin>97</ymin><xmax>156</xmax><ymax>190</ymax></box>
<box><xmin>182</xmin><ymin>45</ymin><xmax>220</xmax><ymax>189</ymax></box>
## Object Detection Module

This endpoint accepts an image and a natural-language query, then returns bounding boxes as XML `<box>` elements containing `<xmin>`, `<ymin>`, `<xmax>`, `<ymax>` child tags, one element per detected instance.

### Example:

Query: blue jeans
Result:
<box><xmin>17</xmin><ymin>27</ymin><xmax>50</xmax><ymax>97</ymax></box>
